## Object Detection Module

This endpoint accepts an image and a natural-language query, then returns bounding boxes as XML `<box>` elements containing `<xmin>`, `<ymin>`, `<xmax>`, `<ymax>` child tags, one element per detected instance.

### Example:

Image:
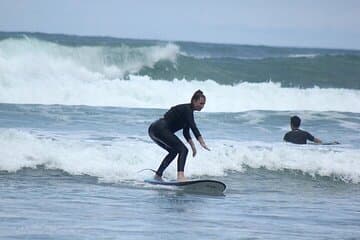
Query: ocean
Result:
<box><xmin>0</xmin><ymin>32</ymin><xmax>360</xmax><ymax>239</ymax></box>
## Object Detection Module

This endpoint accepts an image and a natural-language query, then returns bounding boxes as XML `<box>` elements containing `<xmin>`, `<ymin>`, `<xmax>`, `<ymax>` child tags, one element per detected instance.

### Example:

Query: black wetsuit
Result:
<box><xmin>283</xmin><ymin>129</ymin><xmax>315</xmax><ymax>144</ymax></box>
<box><xmin>148</xmin><ymin>103</ymin><xmax>201</xmax><ymax>177</ymax></box>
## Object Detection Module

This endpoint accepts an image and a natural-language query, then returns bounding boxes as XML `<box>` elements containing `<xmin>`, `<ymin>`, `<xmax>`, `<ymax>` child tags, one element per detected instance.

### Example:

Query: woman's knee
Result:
<box><xmin>179</xmin><ymin>145</ymin><xmax>188</xmax><ymax>156</ymax></box>
<box><xmin>167</xmin><ymin>151</ymin><xmax>177</xmax><ymax>159</ymax></box>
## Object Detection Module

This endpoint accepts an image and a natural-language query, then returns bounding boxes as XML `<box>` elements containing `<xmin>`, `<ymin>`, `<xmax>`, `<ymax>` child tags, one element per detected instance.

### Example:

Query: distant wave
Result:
<box><xmin>288</xmin><ymin>54</ymin><xmax>318</xmax><ymax>58</ymax></box>
<box><xmin>1</xmin><ymin>71</ymin><xmax>360</xmax><ymax>112</ymax></box>
<box><xmin>1</xmin><ymin>33</ymin><xmax>360</xmax><ymax>89</ymax></box>
<box><xmin>140</xmin><ymin>54</ymin><xmax>360</xmax><ymax>89</ymax></box>
<box><xmin>1</xmin><ymin>36</ymin><xmax>360</xmax><ymax>112</ymax></box>
<box><xmin>0</xmin><ymin>37</ymin><xmax>179</xmax><ymax>79</ymax></box>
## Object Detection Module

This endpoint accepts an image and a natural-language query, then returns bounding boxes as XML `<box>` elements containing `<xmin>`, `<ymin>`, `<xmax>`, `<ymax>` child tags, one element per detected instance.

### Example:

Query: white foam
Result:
<box><xmin>1</xmin><ymin>129</ymin><xmax>359</xmax><ymax>183</ymax></box>
<box><xmin>288</xmin><ymin>54</ymin><xmax>318</xmax><ymax>58</ymax></box>
<box><xmin>1</xmin><ymin>38</ymin><xmax>360</xmax><ymax>112</ymax></box>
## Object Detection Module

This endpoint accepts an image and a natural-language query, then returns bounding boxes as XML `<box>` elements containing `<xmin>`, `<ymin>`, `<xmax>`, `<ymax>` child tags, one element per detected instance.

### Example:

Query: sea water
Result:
<box><xmin>0</xmin><ymin>32</ymin><xmax>360</xmax><ymax>239</ymax></box>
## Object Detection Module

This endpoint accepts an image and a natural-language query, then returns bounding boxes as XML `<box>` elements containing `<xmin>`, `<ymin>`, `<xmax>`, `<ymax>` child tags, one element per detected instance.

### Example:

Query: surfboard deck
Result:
<box><xmin>144</xmin><ymin>178</ymin><xmax>226</xmax><ymax>194</ymax></box>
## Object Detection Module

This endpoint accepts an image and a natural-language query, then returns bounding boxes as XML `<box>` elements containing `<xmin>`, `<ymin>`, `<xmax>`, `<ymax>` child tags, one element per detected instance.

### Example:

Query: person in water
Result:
<box><xmin>148</xmin><ymin>90</ymin><xmax>210</xmax><ymax>181</ymax></box>
<box><xmin>283</xmin><ymin>115</ymin><xmax>322</xmax><ymax>144</ymax></box>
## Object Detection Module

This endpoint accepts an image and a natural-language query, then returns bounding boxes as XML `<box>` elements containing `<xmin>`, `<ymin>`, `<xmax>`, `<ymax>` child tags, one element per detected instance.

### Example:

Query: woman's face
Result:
<box><xmin>193</xmin><ymin>97</ymin><xmax>206</xmax><ymax>111</ymax></box>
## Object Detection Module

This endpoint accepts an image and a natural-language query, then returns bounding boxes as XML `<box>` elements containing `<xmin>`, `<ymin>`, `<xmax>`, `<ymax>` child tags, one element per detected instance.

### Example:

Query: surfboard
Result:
<box><xmin>321</xmin><ymin>141</ymin><xmax>340</xmax><ymax>145</ymax></box>
<box><xmin>309</xmin><ymin>141</ymin><xmax>340</xmax><ymax>145</ymax></box>
<box><xmin>144</xmin><ymin>178</ymin><xmax>226</xmax><ymax>194</ymax></box>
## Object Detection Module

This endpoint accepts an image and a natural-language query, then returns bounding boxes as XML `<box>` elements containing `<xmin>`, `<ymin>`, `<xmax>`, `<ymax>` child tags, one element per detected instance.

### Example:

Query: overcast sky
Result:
<box><xmin>1</xmin><ymin>0</ymin><xmax>360</xmax><ymax>49</ymax></box>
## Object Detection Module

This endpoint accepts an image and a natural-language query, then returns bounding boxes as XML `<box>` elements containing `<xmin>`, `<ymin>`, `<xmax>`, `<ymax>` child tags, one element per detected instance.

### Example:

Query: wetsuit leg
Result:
<box><xmin>156</xmin><ymin>151</ymin><xmax>177</xmax><ymax>177</ymax></box>
<box><xmin>148</xmin><ymin>120</ymin><xmax>188</xmax><ymax>177</ymax></box>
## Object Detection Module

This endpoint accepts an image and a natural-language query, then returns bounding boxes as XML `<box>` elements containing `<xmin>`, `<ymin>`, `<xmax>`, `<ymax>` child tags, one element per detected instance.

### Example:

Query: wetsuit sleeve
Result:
<box><xmin>306</xmin><ymin>132</ymin><xmax>315</xmax><ymax>142</ymax></box>
<box><xmin>185</xmin><ymin>108</ymin><xmax>201</xmax><ymax>140</ymax></box>
<box><xmin>183</xmin><ymin>126</ymin><xmax>191</xmax><ymax>142</ymax></box>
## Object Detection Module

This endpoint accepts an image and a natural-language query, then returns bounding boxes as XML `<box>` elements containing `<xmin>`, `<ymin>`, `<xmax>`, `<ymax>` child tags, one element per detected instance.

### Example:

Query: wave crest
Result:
<box><xmin>0</xmin><ymin>37</ymin><xmax>179</xmax><ymax>79</ymax></box>
<box><xmin>1</xmin><ymin>130</ymin><xmax>359</xmax><ymax>183</ymax></box>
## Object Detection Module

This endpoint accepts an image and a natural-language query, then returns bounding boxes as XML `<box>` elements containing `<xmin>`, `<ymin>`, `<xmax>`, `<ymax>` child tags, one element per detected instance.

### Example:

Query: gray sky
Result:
<box><xmin>1</xmin><ymin>0</ymin><xmax>360</xmax><ymax>49</ymax></box>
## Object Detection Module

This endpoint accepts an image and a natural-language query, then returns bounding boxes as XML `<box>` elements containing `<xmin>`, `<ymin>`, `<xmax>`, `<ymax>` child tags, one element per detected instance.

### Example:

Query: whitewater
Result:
<box><xmin>1</xmin><ymin>37</ymin><xmax>360</xmax><ymax>112</ymax></box>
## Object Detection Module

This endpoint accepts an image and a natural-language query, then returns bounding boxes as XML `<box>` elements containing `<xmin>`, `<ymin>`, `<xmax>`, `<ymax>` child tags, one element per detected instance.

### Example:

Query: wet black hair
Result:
<box><xmin>191</xmin><ymin>90</ymin><xmax>206</xmax><ymax>103</ymax></box>
<box><xmin>290</xmin><ymin>115</ymin><xmax>301</xmax><ymax>128</ymax></box>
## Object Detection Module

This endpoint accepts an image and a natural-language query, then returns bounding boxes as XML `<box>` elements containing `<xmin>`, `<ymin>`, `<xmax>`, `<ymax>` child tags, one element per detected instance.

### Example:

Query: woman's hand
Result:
<box><xmin>198</xmin><ymin>136</ymin><xmax>210</xmax><ymax>151</ymax></box>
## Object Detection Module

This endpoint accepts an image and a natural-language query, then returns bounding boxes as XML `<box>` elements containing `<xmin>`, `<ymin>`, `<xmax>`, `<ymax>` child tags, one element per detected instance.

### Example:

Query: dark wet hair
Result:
<box><xmin>290</xmin><ymin>115</ymin><xmax>301</xmax><ymax>128</ymax></box>
<box><xmin>191</xmin><ymin>90</ymin><xmax>206</xmax><ymax>103</ymax></box>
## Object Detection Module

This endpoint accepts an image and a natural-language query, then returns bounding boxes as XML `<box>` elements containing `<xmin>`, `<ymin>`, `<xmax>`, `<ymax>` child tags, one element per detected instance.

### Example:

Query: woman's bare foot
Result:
<box><xmin>177</xmin><ymin>171</ymin><xmax>187</xmax><ymax>182</ymax></box>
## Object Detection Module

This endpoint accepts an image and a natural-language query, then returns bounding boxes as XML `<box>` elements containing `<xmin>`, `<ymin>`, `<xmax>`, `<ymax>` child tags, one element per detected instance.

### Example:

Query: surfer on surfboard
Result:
<box><xmin>148</xmin><ymin>90</ymin><xmax>210</xmax><ymax>182</ymax></box>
